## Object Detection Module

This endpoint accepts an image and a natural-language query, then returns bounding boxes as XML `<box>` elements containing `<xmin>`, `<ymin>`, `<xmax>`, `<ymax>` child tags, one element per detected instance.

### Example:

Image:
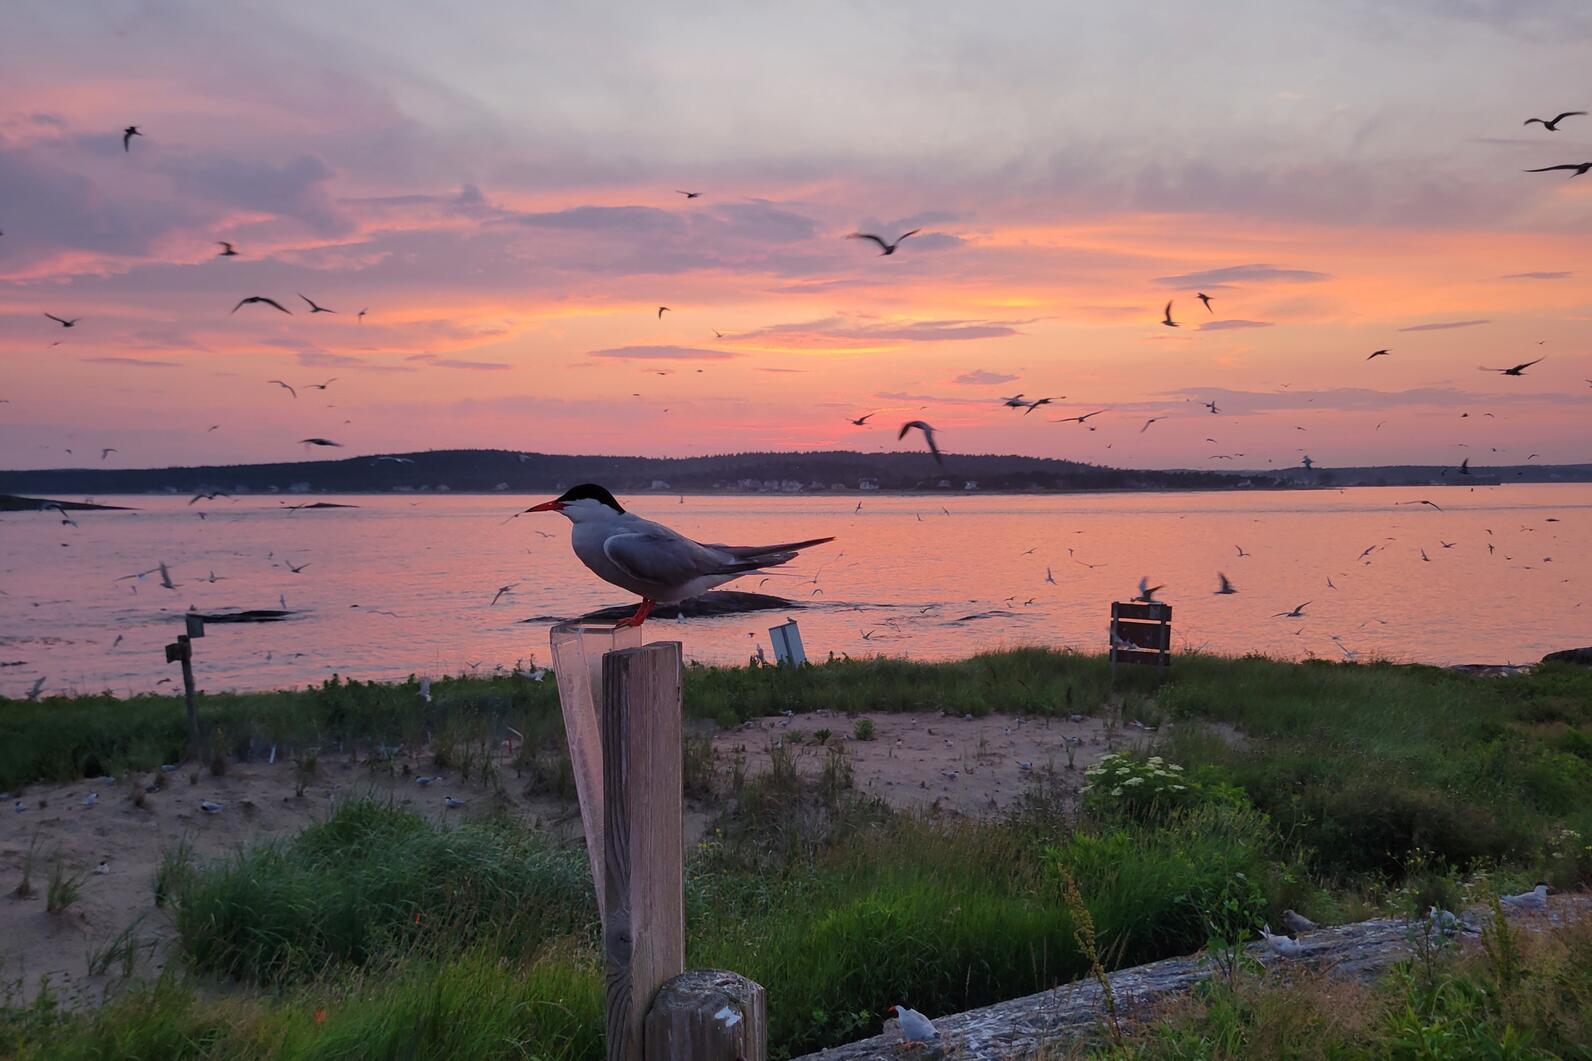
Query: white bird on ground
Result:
<box><xmin>94</xmin><ymin>860</ymin><xmax>110</xmax><ymax>875</ymax></box>
<box><xmin>444</xmin><ymin>795</ymin><xmax>467</xmax><ymax>809</ymax></box>
<box><xmin>889</xmin><ymin>1004</ymin><xmax>939</xmax><ymax>1044</ymax></box>
<box><xmin>521</xmin><ymin>484</ymin><xmax>835</xmax><ymax>627</ymax></box>
<box><xmin>1500</xmin><ymin>883</ymin><xmax>1549</xmax><ymax>911</ymax></box>
<box><xmin>415</xmin><ymin>775</ymin><xmax>440</xmax><ymax>786</ymax></box>
<box><xmin>199</xmin><ymin>799</ymin><xmax>224</xmax><ymax>814</ymax></box>
<box><xmin>82</xmin><ymin>792</ymin><xmax>98</xmax><ymax>808</ymax></box>
<box><xmin>1427</xmin><ymin>906</ymin><xmax>1476</xmax><ymax>936</ymax></box>
<box><xmin>1282</xmin><ymin>909</ymin><xmax>1317</xmax><ymax>934</ymax></box>
<box><xmin>1259</xmin><ymin>924</ymin><xmax>1302</xmax><ymax>956</ymax></box>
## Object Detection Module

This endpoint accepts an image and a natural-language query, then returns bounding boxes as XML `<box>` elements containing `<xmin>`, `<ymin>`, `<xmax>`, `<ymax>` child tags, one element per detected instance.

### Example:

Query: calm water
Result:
<box><xmin>1</xmin><ymin>486</ymin><xmax>1587</xmax><ymax>697</ymax></box>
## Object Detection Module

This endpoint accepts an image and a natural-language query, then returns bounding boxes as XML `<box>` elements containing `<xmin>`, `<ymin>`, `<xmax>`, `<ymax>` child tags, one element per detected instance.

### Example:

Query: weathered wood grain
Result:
<box><xmin>795</xmin><ymin>900</ymin><xmax>1590</xmax><ymax>1060</ymax></box>
<box><xmin>602</xmin><ymin>642</ymin><xmax>685</xmax><ymax>1061</ymax></box>
<box><xmin>644</xmin><ymin>968</ymin><xmax>768</xmax><ymax>1061</ymax></box>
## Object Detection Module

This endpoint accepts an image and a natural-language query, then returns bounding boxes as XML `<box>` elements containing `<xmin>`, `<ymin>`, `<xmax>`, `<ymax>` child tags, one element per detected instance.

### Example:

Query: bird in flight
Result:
<box><xmin>268</xmin><ymin>380</ymin><xmax>298</xmax><ymax>398</ymax></box>
<box><xmin>675</xmin><ymin>190</ymin><xmax>701</xmax><ymax>199</ymax></box>
<box><xmin>299</xmin><ymin>294</ymin><xmax>335</xmax><ymax>314</ymax></box>
<box><xmin>899</xmin><ymin>420</ymin><xmax>943</xmax><ymax>465</ymax></box>
<box><xmin>1202</xmin><ymin>400</ymin><xmax>1220</xmax><ymax>415</ymax></box>
<box><xmin>1044</xmin><ymin>566</ymin><xmax>1056</xmax><ymax>585</ymax></box>
<box><xmin>1524</xmin><ymin>162</ymin><xmax>1591</xmax><ymax>177</ymax></box>
<box><xmin>657</xmin><ymin>306</ymin><xmax>670</xmax><ymax>318</ymax></box>
<box><xmin>1235</xmin><ymin>545</ymin><xmax>1250</xmax><ymax>557</ymax></box>
<box><xmin>299</xmin><ymin>438</ymin><xmax>342</xmax><ymax>447</ymax></box>
<box><xmin>357</xmin><ymin>308</ymin><xmax>367</xmax><ymax>323</ymax></box>
<box><xmin>846</xmin><ymin>229</ymin><xmax>920</xmax><ymax>255</ymax></box>
<box><xmin>1523</xmin><ymin>111</ymin><xmax>1585</xmax><ymax>131</ymax></box>
<box><xmin>1051</xmin><ymin>409</ymin><xmax>1106</xmax><ymax>425</ymax></box>
<box><xmin>189</xmin><ymin>491</ymin><xmax>229</xmax><ymax>504</ymax></box>
<box><xmin>307</xmin><ymin>378</ymin><xmax>337</xmax><ymax>391</ymax></box>
<box><xmin>1274</xmin><ymin>601</ymin><xmax>1311</xmax><ymax>618</ymax></box>
<box><xmin>233</xmin><ymin>296</ymin><xmax>291</xmax><ymax>315</ymax></box>
<box><xmin>1021</xmin><ymin>396</ymin><xmax>1061</xmax><ymax>415</ymax></box>
<box><xmin>1366</xmin><ymin>349</ymin><xmax>1390</xmax><ymax>361</ymax></box>
<box><xmin>123</xmin><ymin>126</ymin><xmax>142</xmax><ymax>151</ymax></box>
<box><xmin>100</xmin><ymin>448</ymin><xmax>116</xmax><ymax>460</ymax></box>
<box><xmin>490</xmin><ymin>583</ymin><xmax>517</xmax><ymax>606</ymax></box>
<box><xmin>1161</xmin><ymin>301</ymin><xmax>1179</xmax><ymax>328</ymax></box>
<box><xmin>1197</xmin><ymin>292</ymin><xmax>1213</xmax><ymax>313</ymax></box>
<box><xmin>1480</xmin><ymin>358</ymin><xmax>1544</xmax><ymax>376</ymax></box>
<box><xmin>1397</xmin><ymin>499</ymin><xmax>1444</xmax><ymax>511</ymax></box>
<box><xmin>285</xmin><ymin>560</ymin><xmax>311</xmax><ymax>574</ymax></box>
<box><xmin>216</xmin><ymin>241</ymin><xmax>238</xmax><ymax>257</ymax></box>
<box><xmin>1214</xmin><ymin>572</ymin><xmax>1237</xmax><ymax>595</ymax></box>
<box><xmin>1459</xmin><ymin>457</ymin><xmax>1470</xmax><ymax>476</ymax></box>
<box><xmin>847</xmin><ymin>412</ymin><xmax>877</xmax><ymax>426</ymax></box>
<box><xmin>1133</xmin><ymin>577</ymin><xmax>1164</xmax><ymax>602</ymax></box>
<box><xmin>519</xmin><ymin>484</ymin><xmax>834</xmax><ymax>627</ymax></box>
<box><xmin>1140</xmin><ymin>416</ymin><xmax>1165</xmax><ymax>433</ymax></box>
<box><xmin>44</xmin><ymin>313</ymin><xmax>80</xmax><ymax>328</ymax></box>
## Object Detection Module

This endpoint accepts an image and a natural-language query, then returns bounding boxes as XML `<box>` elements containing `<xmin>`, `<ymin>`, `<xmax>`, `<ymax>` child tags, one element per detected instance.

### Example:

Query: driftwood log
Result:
<box><xmin>795</xmin><ymin>899</ymin><xmax>1589</xmax><ymax>1061</ymax></box>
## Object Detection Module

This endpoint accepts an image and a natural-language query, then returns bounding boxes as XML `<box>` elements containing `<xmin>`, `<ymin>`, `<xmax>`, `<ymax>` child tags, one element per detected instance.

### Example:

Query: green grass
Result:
<box><xmin>171</xmin><ymin>800</ymin><xmax>595</xmax><ymax>983</ymax></box>
<box><xmin>1</xmin><ymin>650</ymin><xmax>1588</xmax><ymax>1058</ymax></box>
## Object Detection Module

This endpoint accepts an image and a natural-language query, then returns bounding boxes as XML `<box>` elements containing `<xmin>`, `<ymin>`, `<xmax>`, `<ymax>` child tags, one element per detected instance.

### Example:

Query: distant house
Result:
<box><xmin>493</xmin><ymin>482</ymin><xmax>510</xmax><ymax>491</ymax></box>
<box><xmin>650</xmin><ymin>480</ymin><xmax>671</xmax><ymax>490</ymax></box>
<box><xmin>859</xmin><ymin>478</ymin><xmax>880</xmax><ymax>491</ymax></box>
<box><xmin>830</xmin><ymin>482</ymin><xmax>847</xmax><ymax>491</ymax></box>
<box><xmin>937</xmin><ymin>479</ymin><xmax>952</xmax><ymax>489</ymax></box>
<box><xmin>780</xmin><ymin>480</ymin><xmax>803</xmax><ymax>493</ymax></box>
<box><xmin>289</xmin><ymin>482</ymin><xmax>310</xmax><ymax>493</ymax></box>
<box><xmin>963</xmin><ymin>481</ymin><xmax>978</xmax><ymax>490</ymax></box>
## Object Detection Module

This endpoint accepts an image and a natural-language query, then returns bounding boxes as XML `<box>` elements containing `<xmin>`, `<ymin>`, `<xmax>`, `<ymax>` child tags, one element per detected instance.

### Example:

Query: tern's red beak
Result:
<box><xmin>526</xmin><ymin>500</ymin><xmax>564</xmax><ymax>513</ymax></box>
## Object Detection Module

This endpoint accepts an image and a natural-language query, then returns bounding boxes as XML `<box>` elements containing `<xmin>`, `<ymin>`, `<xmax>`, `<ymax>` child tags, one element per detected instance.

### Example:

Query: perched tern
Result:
<box><xmin>1500</xmin><ymin>883</ymin><xmax>1549</xmax><ymax>911</ymax></box>
<box><xmin>888</xmin><ymin>1005</ymin><xmax>938</xmax><ymax>1044</ymax></box>
<box><xmin>523</xmin><ymin>484</ymin><xmax>835</xmax><ymax>627</ymax></box>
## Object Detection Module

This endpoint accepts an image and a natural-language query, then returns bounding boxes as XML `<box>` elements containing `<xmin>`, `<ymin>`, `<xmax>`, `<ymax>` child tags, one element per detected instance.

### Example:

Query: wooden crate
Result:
<box><xmin>1110</xmin><ymin>601</ymin><xmax>1171</xmax><ymax>671</ymax></box>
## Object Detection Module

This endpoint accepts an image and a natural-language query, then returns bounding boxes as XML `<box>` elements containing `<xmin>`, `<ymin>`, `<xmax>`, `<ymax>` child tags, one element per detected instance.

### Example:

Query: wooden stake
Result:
<box><xmin>645</xmin><ymin>969</ymin><xmax>767</xmax><ymax>1061</ymax></box>
<box><xmin>602</xmin><ymin>642</ymin><xmax>685</xmax><ymax>1061</ymax></box>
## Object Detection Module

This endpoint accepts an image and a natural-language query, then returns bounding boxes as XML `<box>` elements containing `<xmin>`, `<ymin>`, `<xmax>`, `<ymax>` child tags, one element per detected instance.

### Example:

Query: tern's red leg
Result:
<box><xmin>614</xmin><ymin>598</ymin><xmax>655</xmax><ymax>628</ymax></box>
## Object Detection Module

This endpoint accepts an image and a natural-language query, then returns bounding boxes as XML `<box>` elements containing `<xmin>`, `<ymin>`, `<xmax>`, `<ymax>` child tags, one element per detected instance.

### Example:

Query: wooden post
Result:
<box><xmin>166</xmin><ymin>634</ymin><xmax>200</xmax><ymax>757</ymax></box>
<box><xmin>551</xmin><ymin>622</ymin><xmax>644</xmax><ymax>927</ymax></box>
<box><xmin>602</xmin><ymin>642</ymin><xmax>685</xmax><ymax>1061</ymax></box>
<box><xmin>645</xmin><ymin>969</ymin><xmax>767</xmax><ymax>1061</ymax></box>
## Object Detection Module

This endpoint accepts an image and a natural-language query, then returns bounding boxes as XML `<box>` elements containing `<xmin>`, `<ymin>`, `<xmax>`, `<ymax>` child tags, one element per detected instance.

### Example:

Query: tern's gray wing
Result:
<box><xmin>603</xmin><ymin>528</ymin><xmax>739</xmax><ymax>586</ymax></box>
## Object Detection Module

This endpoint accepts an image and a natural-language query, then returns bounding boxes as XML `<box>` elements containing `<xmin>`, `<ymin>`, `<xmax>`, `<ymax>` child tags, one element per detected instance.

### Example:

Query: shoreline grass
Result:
<box><xmin>2</xmin><ymin>650</ymin><xmax>1588</xmax><ymax>1058</ymax></box>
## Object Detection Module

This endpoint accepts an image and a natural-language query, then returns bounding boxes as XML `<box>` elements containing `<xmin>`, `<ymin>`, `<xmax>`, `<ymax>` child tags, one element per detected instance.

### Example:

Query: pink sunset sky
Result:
<box><xmin>1</xmin><ymin>1</ymin><xmax>1589</xmax><ymax>471</ymax></box>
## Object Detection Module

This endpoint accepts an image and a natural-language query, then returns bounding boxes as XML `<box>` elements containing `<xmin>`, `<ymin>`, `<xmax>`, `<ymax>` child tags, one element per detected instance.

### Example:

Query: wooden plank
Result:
<box><xmin>602</xmin><ymin>642</ymin><xmax>685</xmax><ymax>1061</ymax></box>
<box><xmin>1112</xmin><ymin>648</ymin><xmax>1169</xmax><ymax>667</ymax></box>
<box><xmin>644</xmin><ymin>969</ymin><xmax>767</xmax><ymax>1061</ymax></box>
<box><xmin>1111</xmin><ymin>601</ymin><xmax>1172</xmax><ymax>621</ymax></box>
<box><xmin>550</xmin><ymin>622</ymin><xmax>643</xmax><ymax>927</ymax></box>
<box><xmin>1112</xmin><ymin>622</ymin><xmax>1171</xmax><ymax>650</ymax></box>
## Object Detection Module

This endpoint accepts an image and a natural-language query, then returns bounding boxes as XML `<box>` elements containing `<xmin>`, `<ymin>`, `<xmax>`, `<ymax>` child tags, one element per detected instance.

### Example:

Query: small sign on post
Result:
<box><xmin>769</xmin><ymin>620</ymin><xmax>806</xmax><ymax>667</ymax></box>
<box><xmin>165</xmin><ymin>632</ymin><xmax>201</xmax><ymax>756</ymax></box>
<box><xmin>1110</xmin><ymin>601</ymin><xmax>1172</xmax><ymax>674</ymax></box>
<box><xmin>185</xmin><ymin>613</ymin><xmax>206</xmax><ymax>639</ymax></box>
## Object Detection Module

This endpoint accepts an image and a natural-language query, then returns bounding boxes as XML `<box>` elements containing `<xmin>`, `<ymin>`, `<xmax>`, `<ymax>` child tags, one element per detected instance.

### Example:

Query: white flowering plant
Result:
<box><xmin>1080</xmin><ymin>753</ymin><xmax>1200</xmax><ymax>821</ymax></box>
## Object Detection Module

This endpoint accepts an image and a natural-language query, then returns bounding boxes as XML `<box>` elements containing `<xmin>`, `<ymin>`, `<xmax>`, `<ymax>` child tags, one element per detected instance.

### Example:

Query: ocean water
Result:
<box><xmin>1</xmin><ymin>485</ymin><xmax>1587</xmax><ymax>697</ymax></box>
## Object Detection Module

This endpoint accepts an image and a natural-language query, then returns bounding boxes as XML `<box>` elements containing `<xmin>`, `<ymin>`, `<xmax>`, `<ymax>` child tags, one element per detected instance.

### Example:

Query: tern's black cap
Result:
<box><xmin>556</xmin><ymin>484</ymin><xmax>624</xmax><ymax>512</ymax></box>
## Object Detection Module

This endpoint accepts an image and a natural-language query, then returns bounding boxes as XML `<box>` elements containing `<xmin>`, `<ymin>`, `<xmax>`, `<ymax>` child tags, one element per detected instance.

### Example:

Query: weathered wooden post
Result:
<box><xmin>645</xmin><ymin>969</ymin><xmax>768</xmax><ymax>1061</ymax></box>
<box><xmin>602</xmin><ymin>642</ymin><xmax>686</xmax><ymax>1061</ymax></box>
<box><xmin>553</xmin><ymin>628</ymin><xmax>768</xmax><ymax>1061</ymax></box>
<box><xmin>550</xmin><ymin>622</ymin><xmax>643</xmax><ymax>925</ymax></box>
<box><xmin>165</xmin><ymin>626</ymin><xmax>201</xmax><ymax>757</ymax></box>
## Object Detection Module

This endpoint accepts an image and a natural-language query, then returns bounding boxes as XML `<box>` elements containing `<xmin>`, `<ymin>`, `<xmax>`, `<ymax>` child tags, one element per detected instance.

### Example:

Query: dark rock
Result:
<box><xmin>1542</xmin><ymin>647</ymin><xmax>1592</xmax><ymax>666</ymax></box>
<box><xmin>523</xmin><ymin>590</ymin><xmax>802</xmax><ymax>624</ymax></box>
<box><xmin>189</xmin><ymin>609</ymin><xmax>298</xmax><ymax>623</ymax></box>
<box><xmin>0</xmin><ymin>494</ymin><xmax>131</xmax><ymax>512</ymax></box>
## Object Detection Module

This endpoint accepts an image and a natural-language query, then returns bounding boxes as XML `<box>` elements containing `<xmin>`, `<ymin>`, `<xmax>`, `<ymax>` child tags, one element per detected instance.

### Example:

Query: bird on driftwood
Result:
<box><xmin>888</xmin><ymin>1005</ymin><xmax>939</xmax><ymax>1046</ymax></box>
